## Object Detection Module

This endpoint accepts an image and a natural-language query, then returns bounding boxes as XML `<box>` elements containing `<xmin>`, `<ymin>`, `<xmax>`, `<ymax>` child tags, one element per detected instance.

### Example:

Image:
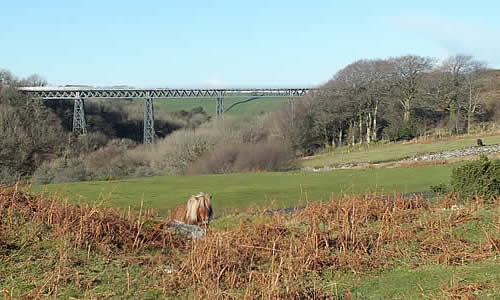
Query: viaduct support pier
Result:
<box><xmin>72</xmin><ymin>92</ymin><xmax>87</xmax><ymax>136</ymax></box>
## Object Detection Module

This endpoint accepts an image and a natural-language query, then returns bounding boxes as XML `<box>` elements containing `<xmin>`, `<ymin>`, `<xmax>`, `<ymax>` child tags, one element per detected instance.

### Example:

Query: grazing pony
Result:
<box><xmin>171</xmin><ymin>192</ymin><xmax>213</xmax><ymax>226</ymax></box>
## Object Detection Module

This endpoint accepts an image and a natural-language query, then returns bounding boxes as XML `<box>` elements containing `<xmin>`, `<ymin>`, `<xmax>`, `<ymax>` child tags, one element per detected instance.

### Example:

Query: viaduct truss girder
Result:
<box><xmin>19</xmin><ymin>87</ymin><xmax>313</xmax><ymax>144</ymax></box>
<box><xmin>19</xmin><ymin>87</ymin><xmax>311</xmax><ymax>99</ymax></box>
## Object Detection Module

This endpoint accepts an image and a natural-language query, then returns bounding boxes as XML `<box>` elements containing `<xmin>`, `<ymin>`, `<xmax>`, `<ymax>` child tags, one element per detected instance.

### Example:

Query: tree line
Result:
<box><xmin>0</xmin><ymin>69</ymin><xmax>47</xmax><ymax>87</ymax></box>
<box><xmin>276</xmin><ymin>54</ymin><xmax>499</xmax><ymax>155</ymax></box>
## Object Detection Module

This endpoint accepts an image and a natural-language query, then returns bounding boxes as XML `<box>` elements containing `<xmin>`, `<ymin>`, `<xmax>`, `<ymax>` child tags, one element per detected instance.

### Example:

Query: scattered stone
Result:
<box><xmin>302</xmin><ymin>144</ymin><xmax>500</xmax><ymax>172</ymax></box>
<box><xmin>167</xmin><ymin>220</ymin><xmax>205</xmax><ymax>240</ymax></box>
<box><xmin>161</xmin><ymin>264</ymin><xmax>176</xmax><ymax>274</ymax></box>
<box><xmin>405</xmin><ymin>144</ymin><xmax>500</xmax><ymax>162</ymax></box>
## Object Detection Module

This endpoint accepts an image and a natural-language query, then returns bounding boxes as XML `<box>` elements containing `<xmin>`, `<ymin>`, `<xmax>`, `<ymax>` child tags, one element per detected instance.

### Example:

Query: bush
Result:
<box><xmin>430</xmin><ymin>183</ymin><xmax>450</xmax><ymax>195</ymax></box>
<box><xmin>228</xmin><ymin>115</ymin><xmax>271</xmax><ymax>144</ymax></box>
<box><xmin>234</xmin><ymin>141</ymin><xmax>296</xmax><ymax>172</ymax></box>
<box><xmin>31</xmin><ymin>139</ymin><xmax>157</xmax><ymax>184</ymax></box>
<box><xmin>148</xmin><ymin>119</ymin><xmax>244</xmax><ymax>174</ymax></box>
<box><xmin>186</xmin><ymin>144</ymin><xmax>241</xmax><ymax>174</ymax></box>
<box><xmin>451</xmin><ymin>155</ymin><xmax>500</xmax><ymax>201</ymax></box>
<box><xmin>187</xmin><ymin>141</ymin><xmax>296</xmax><ymax>175</ymax></box>
<box><xmin>0</xmin><ymin>91</ymin><xmax>69</xmax><ymax>180</ymax></box>
<box><xmin>149</xmin><ymin>128</ymin><xmax>220</xmax><ymax>174</ymax></box>
<box><xmin>0</xmin><ymin>167</ymin><xmax>22</xmax><ymax>185</ymax></box>
<box><xmin>384</xmin><ymin>120</ymin><xmax>419</xmax><ymax>141</ymax></box>
<box><xmin>272</xmin><ymin>99</ymin><xmax>323</xmax><ymax>155</ymax></box>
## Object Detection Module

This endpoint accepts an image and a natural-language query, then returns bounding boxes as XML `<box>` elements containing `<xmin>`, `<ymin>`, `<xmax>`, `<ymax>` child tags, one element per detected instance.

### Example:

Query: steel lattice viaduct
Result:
<box><xmin>19</xmin><ymin>87</ymin><xmax>313</xmax><ymax>144</ymax></box>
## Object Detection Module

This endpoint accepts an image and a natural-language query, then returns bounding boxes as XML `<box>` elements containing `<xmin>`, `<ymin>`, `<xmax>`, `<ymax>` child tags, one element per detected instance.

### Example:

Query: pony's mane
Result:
<box><xmin>186</xmin><ymin>192</ymin><xmax>212</xmax><ymax>223</ymax></box>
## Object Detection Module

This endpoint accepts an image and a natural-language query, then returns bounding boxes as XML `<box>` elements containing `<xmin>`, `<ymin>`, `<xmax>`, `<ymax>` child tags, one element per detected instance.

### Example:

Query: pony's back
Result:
<box><xmin>171</xmin><ymin>203</ymin><xmax>188</xmax><ymax>223</ymax></box>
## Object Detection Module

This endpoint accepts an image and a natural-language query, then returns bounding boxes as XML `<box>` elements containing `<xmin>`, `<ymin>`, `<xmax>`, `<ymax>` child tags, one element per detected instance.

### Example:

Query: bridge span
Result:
<box><xmin>19</xmin><ymin>87</ymin><xmax>313</xmax><ymax>144</ymax></box>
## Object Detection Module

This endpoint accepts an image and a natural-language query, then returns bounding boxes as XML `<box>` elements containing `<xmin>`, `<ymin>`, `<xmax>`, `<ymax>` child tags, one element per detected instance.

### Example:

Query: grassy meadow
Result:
<box><xmin>138</xmin><ymin>96</ymin><xmax>290</xmax><ymax>116</ymax></box>
<box><xmin>31</xmin><ymin>133</ymin><xmax>498</xmax><ymax>215</ymax></box>
<box><xmin>31</xmin><ymin>163</ymin><xmax>455</xmax><ymax>216</ymax></box>
<box><xmin>332</xmin><ymin>259</ymin><xmax>500</xmax><ymax>299</ymax></box>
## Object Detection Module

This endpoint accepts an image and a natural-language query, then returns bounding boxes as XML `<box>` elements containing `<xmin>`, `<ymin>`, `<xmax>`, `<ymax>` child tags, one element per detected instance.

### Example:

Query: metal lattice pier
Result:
<box><xmin>72</xmin><ymin>94</ymin><xmax>87</xmax><ymax>136</ymax></box>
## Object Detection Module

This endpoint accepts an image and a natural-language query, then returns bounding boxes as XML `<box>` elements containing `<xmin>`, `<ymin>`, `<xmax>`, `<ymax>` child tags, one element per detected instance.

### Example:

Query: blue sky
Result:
<box><xmin>1</xmin><ymin>0</ymin><xmax>499</xmax><ymax>87</ymax></box>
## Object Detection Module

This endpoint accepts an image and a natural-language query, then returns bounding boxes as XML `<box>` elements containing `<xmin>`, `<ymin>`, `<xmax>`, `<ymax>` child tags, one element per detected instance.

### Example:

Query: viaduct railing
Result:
<box><xmin>19</xmin><ymin>87</ymin><xmax>313</xmax><ymax>144</ymax></box>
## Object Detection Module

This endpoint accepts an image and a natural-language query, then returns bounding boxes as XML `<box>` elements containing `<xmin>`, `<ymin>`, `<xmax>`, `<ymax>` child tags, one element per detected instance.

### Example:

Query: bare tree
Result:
<box><xmin>0</xmin><ymin>69</ymin><xmax>48</xmax><ymax>89</ymax></box>
<box><xmin>330</xmin><ymin>59</ymin><xmax>392</xmax><ymax>144</ymax></box>
<box><xmin>20</xmin><ymin>74</ymin><xmax>48</xmax><ymax>87</ymax></box>
<box><xmin>368</xmin><ymin>60</ymin><xmax>393</xmax><ymax>141</ymax></box>
<box><xmin>0</xmin><ymin>69</ymin><xmax>16</xmax><ymax>87</ymax></box>
<box><xmin>389</xmin><ymin>55</ymin><xmax>435</xmax><ymax>122</ymax></box>
<box><xmin>331</xmin><ymin>60</ymin><xmax>369</xmax><ymax>144</ymax></box>
<box><xmin>464</xmin><ymin>60</ymin><xmax>487</xmax><ymax>134</ymax></box>
<box><xmin>438</xmin><ymin>55</ymin><xmax>487</xmax><ymax>134</ymax></box>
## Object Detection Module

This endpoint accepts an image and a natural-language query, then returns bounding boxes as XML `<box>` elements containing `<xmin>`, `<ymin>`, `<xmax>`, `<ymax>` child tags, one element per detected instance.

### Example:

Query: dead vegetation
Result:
<box><xmin>0</xmin><ymin>185</ymin><xmax>499</xmax><ymax>298</ymax></box>
<box><xmin>434</xmin><ymin>276</ymin><xmax>489</xmax><ymax>300</ymax></box>
<box><xmin>0</xmin><ymin>184</ymin><xmax>185</xmax><ymax>253</ymax></box>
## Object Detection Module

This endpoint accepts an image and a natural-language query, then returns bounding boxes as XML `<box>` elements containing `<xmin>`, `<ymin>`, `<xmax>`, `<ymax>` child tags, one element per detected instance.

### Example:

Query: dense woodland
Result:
<box><xmin>1</xmin><ymin>54</ymin><xmax>500</xmax><ymax>184</ymax></box>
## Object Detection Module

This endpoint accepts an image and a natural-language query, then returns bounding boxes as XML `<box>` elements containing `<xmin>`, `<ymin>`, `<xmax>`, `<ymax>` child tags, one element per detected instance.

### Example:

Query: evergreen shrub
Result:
<box><xmin>451</xmin><ymin>155</ymin><xmax>500</xmax><ymax>201</ymax></box>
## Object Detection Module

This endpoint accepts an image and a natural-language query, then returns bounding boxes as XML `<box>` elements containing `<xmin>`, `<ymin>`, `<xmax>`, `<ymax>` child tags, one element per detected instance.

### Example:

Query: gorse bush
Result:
<box><xmin>451</xmin><ymin>155</ymin><xmax>500</xmax><ymax>201</ymax></box>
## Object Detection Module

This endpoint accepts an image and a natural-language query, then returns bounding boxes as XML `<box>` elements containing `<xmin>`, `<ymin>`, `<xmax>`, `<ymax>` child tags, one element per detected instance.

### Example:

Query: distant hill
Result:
<box><xmin>149</xmin><ymin>96</ymin><xmax>290</xmax><ymax>117</ymax></box>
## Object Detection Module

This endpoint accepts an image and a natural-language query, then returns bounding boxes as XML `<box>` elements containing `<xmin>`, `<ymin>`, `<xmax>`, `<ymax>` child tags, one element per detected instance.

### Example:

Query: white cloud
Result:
<box><xmin>387</xmin><ymin>15</ymin><xmax>500</xmax><ymax>67</ymax></box>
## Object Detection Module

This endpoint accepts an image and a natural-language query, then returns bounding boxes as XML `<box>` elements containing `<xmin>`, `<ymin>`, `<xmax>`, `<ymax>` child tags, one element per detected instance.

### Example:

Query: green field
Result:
<box><xmin>330</xmin><ymin>259</ymin><xmax>500</xmax><ymax>298</ymax></box>
<box><xmin>32</xmin><ymin>164</ymin><xmax>455</xmax><ymax>215</ymax></box>
<box><xmin>136</xmin><ymin>96</ymin><xmax>290</xmax><ymax>116</ymax></box>
<box><xmin>31</xmin><ymin>133</ymin><xmax>500</xmax><ymax>216</ymax></box>
<box><xmin>303</xmin><ymin>134</ymin><xmax>500</xmax><ymax>168</ymax></box>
